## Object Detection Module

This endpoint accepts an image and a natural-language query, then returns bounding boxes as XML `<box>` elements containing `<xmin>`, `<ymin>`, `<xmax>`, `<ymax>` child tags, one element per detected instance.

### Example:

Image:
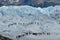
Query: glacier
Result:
<box><xmin>0</xmin><ymin>5</ymin><xmax>60</xmax><ymax>40</ymax></box>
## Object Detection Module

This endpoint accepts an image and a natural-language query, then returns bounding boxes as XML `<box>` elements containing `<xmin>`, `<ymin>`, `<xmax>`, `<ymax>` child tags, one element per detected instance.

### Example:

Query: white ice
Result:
<box><xmin>0</xmin><ymin>5</ymin><xmax>60</xmax><ymax>40</ymax></box>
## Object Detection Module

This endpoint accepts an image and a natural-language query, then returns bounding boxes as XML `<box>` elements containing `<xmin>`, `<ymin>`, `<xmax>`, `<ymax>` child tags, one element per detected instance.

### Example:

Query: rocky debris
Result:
<box><xmin>16</xmin><ymin>32</ymin><xmax>50</xmax><ymax>38</ymax></box>
<box><xmin>0</xmin><ymin>35</ymin><xmax>12</xmax><ymax>40</ymax></box>
<box><xmin>8</xmin><ymin>23</ymin><xmax>17</xmax><ymax>27</ymax></box>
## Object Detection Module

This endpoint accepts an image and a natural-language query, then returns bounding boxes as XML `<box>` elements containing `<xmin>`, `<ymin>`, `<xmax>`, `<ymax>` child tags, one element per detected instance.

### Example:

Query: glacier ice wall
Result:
<box><xmin>0</xmin><ymin>5</ymin><xmax>60</xmax><ymax>40</ymax></box>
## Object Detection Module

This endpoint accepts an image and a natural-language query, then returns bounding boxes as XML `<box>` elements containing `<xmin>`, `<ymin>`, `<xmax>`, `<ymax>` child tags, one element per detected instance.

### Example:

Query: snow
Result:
<box><xmin>0</xmin><ymin>5</ymin><xmax>60</xmax><ymax>40</ymax></box>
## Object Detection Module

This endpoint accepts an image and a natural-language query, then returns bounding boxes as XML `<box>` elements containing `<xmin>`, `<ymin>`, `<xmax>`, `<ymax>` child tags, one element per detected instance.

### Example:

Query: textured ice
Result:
<box><xmin>0</xmin><ymin>5</ymin><xmax>60</xmax><ymax>40</ymax></box>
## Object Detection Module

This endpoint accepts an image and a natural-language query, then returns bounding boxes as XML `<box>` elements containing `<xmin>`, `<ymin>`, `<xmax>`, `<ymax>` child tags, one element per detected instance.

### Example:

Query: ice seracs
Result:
<box><xmin>0</xmin><ymin>5</ymin><xmax>60</xmax><ymax>40</ymax></box>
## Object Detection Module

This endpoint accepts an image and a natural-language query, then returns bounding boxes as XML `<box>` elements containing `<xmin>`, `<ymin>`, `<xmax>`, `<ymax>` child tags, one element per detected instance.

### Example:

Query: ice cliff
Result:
<box><xmin>0</xmin><ymin>5</ymin><xmax>60</xmax><ymax>40</ymax></box>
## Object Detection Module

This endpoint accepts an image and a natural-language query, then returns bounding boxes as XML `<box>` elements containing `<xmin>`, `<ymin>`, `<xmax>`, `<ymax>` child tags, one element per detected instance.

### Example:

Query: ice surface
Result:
<box><xmin>0</xmin><ymin>5</ymin><xmax>60</xmax><ymax>40</ymax></box>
